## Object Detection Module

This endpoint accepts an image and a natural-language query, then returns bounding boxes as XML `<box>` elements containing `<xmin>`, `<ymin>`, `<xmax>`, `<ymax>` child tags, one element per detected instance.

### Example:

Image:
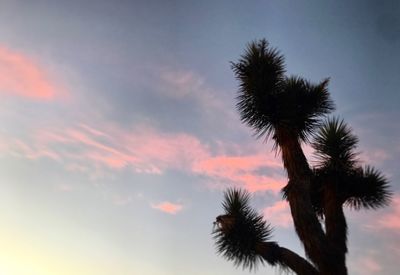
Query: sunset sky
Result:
<box><xmin>0</xmin><ymin>0</ymin><xmax>399</xmax><ymax>274</ymax></box>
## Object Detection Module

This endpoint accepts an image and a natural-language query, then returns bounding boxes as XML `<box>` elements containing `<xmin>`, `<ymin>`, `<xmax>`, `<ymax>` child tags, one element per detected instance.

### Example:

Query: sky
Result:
<box><xmin>0</xmin><ymin>0</ymin><xmax>399</xmax><ymax>274</ymax></box>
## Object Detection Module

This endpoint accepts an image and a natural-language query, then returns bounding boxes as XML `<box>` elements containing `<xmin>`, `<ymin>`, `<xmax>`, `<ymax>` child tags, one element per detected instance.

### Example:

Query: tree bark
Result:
<box><xmin>323</xmin><ymin>182</ymin><xmax>348</xmax><ymax>275</ymax></box>
<box><xmin>276</xmin><ymin>129</ymin><xmax>333</xmax><ymax>274</ymax></box>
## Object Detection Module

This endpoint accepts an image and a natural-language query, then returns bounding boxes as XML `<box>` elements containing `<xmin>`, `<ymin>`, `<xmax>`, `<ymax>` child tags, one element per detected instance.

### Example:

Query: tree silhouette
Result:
<box><xmin>212</xmin><ymin>39</ymin><xmax>391</xmax><ymax>275</ymax></box>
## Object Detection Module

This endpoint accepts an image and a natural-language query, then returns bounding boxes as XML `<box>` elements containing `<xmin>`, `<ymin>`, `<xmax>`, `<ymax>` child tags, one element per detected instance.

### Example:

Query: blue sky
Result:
<box><xmin>0</xmin><ymin>0</ymin><xmax>399</xmax><ymax>274</ymax></box>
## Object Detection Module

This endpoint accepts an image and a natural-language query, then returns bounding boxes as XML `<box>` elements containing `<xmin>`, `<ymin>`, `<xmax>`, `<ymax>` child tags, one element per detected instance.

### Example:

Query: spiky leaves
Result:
<box><xmin>311</xmin><ymin>118</ymin><xmax>392</xmax><ymax>211</ymax></box>
<box><xmin>312</xmin><ymin>117</ymin><xmax>358</xmax><ymax>169</ymax></box>
<box><xmin>232</xmin><ymin>39</ymin><xmax>285</xmax><ymax>140</ymax></box>
<box><xmin>232</xmin><ymin>39</ymin><xmax>334</xmax><ymax>143</ymax></box>
<box><xmin>232</xmin><ymin>41</ymin><xmax>332</xmax><ymax>271</ymax></box>
<box><xmin>344</xmin><ymin>166</ymin><xmax>392</xmax><ymax>210</ymax></box>
<box><xmin>213</xmin><ymin>189</ymin><xmax>274</xmax><ymax>270</ymax></box>
<box><xmin>276</xmin><ymin>77</ymin><xmax>334</xmax><ymax>142</ymax></box>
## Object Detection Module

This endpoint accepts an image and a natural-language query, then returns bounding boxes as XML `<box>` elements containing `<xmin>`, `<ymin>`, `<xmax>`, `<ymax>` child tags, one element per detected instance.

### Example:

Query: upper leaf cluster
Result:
<box><xmin>232</xmin><ymin>39</ymin><xmax>334</xmax><ymax>143</ymax></box>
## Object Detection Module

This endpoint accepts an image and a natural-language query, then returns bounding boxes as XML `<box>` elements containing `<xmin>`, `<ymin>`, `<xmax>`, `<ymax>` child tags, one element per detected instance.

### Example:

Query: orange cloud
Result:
<box><xmin>151</xmin><ymin>201</ymin><xmax>183</xmax><ymax>214</ymax></box>
<box><xmin>0</xmin><ymin>46</ymin><xmax>61</xmax><ymax>100</ymax></box>
<box><xmin>263</xmin><ymin>200</ymin><xmax>292</xmax><ymax>228</ymax></box>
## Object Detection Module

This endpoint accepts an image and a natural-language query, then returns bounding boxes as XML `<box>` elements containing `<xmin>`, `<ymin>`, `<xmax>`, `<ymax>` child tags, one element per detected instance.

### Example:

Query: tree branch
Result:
<box><xmin>256</xmin><ymin>242</ymin><xmax>319</xmax><ymax>275</ymax></box>
<box><xmin>277</xmin><ymin>130</ymin><xmax>330</xmax><ymax>271</ymax></box>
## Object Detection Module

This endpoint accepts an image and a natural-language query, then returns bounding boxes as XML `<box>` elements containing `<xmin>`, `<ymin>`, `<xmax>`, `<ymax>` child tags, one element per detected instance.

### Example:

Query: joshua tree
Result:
<box><xmin>212</xmin><ymin>39</ymin><xmax>391</xmax><ymax>275</ymax></box>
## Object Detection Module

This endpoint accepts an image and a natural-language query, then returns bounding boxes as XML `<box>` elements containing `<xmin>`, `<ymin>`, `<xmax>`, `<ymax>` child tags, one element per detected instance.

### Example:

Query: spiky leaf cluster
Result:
<box><xmin>310</xmin><ymin>118</ymin><xmax>392</xmax><ymax>214</ymax></box>
<box><xmin>344</xmin><ymin>166</ymin><xmax>392</xmax><ymax>210</ymax></box>
<box><xmin>312</xmin><ymin>117</ymin><xmax>358</xmax><ymax>169</ymax></box>
<box><xmin>213</xmin><ymin>189</ymin><xmax>274</xmax><ymax>270</ymax></box>
<box><xmin>232</xmin><ymin>39</ymin><xmax>334</xmax><ymax>142</ymax></box>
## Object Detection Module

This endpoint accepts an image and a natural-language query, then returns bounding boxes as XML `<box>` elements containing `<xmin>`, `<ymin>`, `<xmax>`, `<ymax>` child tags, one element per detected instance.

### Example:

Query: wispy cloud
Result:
<box><xmin>377</xmin><ymin>195</ymin><xmax>400</xmax><ymax>230</ymax></box>
<box><xmin>160</xmin><ymin>70</ymin><xmax>204</xmax><ymax>98</ymax></box>
<box><xmin>99</xmin><ymin>65</ymin><xmax>238</xmax><ymax>141</ymax></box>
<box><xmin>193</xmin><ymin>154</ymin><xmax>285</xmax><ymax>193</ymax></box>
<box><xmin>0</xmin><ymin>46</ymin><xmax>64</xmax><ymax>100</ymax></box>
<box><xmin>8</xmin><ymin>138</ymin><xmax>60</xmax><ymax>160</ymax></box>
<box><xmin>151</xmin><ymin>201</ymin><xmax>183</xmax><ymax>215</ymax></box>
<box><xmin>359</xmin><ymin>148</ymin><xmax>390</xmax><ymax>166</ymax></box>
<box><xmin>1</xmin><ymin>122</ymin><xmax>284</xmax><ymax>193</ymax></box>
<box><xmin>0</xmin><ymin>63</ymin><xmax>285</xmax><ymax>193</ymax></box>
<box><xmin>159</xmin><ymin>68</ymin><xmax>230</xmax><ymax>114</ymax></box>
<box><xmin>351</xmin><ymin>252</ymin><xmax>382</xmax><ymax>275</ymax></box>
<box><xmin>263</xmin><ymin>200</ymin><xmax>292</xmax><ymax>228</ymax></box>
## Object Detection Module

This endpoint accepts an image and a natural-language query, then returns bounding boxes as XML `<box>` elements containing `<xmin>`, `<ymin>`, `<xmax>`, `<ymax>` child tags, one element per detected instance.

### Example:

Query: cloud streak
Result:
<box><xmin>377</xmin><ymin>195</ymin><xmax>400</xmax><ymax>230</ymax></box>
<box><xmin>263</xmin><ymin>200</ymin><xmax>292</xmax><ymax>228</ymax></box>
<box><xmin>351</xmin><ymin>252</ymin><xmax>382</xmax><ymax>275</ymax></box>
<box><xmin>151</xmin><ymin>201</ymin><xmax>183</xmax><ymax>215</ymax></box>
<box><xmin>0</xmin><ymin>46</ymin><xmax>63</xmax><ymax>100</ymax></box>
<box><xmin>1</xmin><ymin>122</ymin><xmax>284</xmax><ymax>193</ymax></box>
<box><xmin>193</xmin><ymin>154</ymin><xmax>284</xmax><ymax>193</ymax></box>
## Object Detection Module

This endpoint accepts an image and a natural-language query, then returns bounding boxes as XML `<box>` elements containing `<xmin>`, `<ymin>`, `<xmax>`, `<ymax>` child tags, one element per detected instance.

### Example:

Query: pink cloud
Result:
<box><xmin>2</xmin><ymin>122</ymin><xmax>285</xmax><ymax>193</ymax></box>
<box><xmin>23</xmin><ymin>124</ymin><xmax>209</xmax><ymax>178</ymax></box>
<box><xmin>377</xmin><ymin>195</ymin><xmax>400</xmax><ymax>230</ymax></box>
<box><xmin>151</xmin><ymin>201</ymin><xmax>183</xmax><ymax>214</ymax></box>
<box><xmin>78</xmin><ymin>123</ymin><xmax>110</xmax><ymax>138</ymax></box>
<box><xmin>10</xmin><ymin>139</ymin><xmax>60</xmax><ymax>160</ymax></box>
<box><xmin>301</xmin><ymin>144</ymin><xmax>316</xmax><ymax>164</ymax></box>
<box><xmin>359</xmin><ymin>148</ymin><xmax>390</xmax><ymax>166</ymax></box>
<box><xmin>352</xmin><ymin>253</ymin><xmax>382</xmax><ymax>275</ymax></box>
<box><xmin>242</xmin><ymin>174</ymin><xmax>285</xmax><ymax>193</ymax></box>
<box><xmin>193</xmin><ymin>155</ymin><xmax>281</xmax><ymax>172</ymax></box>
<box><xmin>0</xmin><ymin>46</ymin><xmax>63</xmax><ymax>100</ymax></box>
<box><xmin>122</xmin><ymin>127</ymin><xmax>210</xmax><ymax>172</ymax></box>
<box><xmin>193</xmin><ymin>154</ymin><xmax>284</xmax><ymax>193</ymax></box>
<box><xmin>263</xmin><ymin>200</ymin><xmax>292</xmax><ymax>228</ymax></box>
<box><xmin>362</xmin><ymin>257</ymin><xmax>382</xmax><ymax>273</ymax></box>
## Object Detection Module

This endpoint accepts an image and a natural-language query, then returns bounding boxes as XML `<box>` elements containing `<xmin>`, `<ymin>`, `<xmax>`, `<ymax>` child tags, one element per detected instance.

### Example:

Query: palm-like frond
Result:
<box><xmin>310</xmin><ymin>165</ymin><xmax>392</xmax><ymax>214</ymax></box>
<box><xmin>232</xmin><ymin>39</ymin><xmax>285</xmax><ymax>140</ymax></box>
<box><xmin>276</xmin><ymin>77</ymin><xmax>334</xmax><ymax>142</ymax></box>
<box><xmin>312</xmin><ymin>117</ymin><xmax>359</xmax><ymax>169</ymax></box>
<box><xmin>308</xmin><ymin>118</ymin><xmax>391</xmax><ymax>213</ymax></box>
<box><xmin>344</xmin><ymin>166</ymin><xmax>392</xmax><ymax>210</ymax></box>
<box><xmin>232</xmin><ymin>39</ymin><xmax>334</xmax><ymax>143</ymax></box>
<box><xmin>213</xmin><ymin>189</ymin><xmax>274</xmax><ymax>270</ymax></box>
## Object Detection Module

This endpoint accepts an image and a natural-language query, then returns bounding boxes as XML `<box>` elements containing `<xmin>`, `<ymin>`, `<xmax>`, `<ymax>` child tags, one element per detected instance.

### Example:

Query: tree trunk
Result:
<box><xmin>323</xmin><ymin>182</ymin><xmax>348</xmax><ymax>275</ymax></box>
<box><xmin>276</xmin><ymin>129</ymin><xmax>339</xmax><ymax>274</ymax></box>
